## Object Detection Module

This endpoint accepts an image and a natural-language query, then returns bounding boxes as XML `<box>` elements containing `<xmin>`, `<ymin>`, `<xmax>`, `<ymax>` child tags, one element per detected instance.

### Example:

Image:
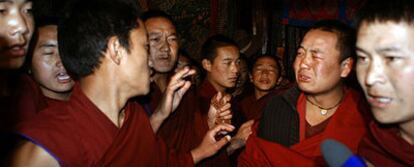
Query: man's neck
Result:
<box><xmin>80</xmin><ymin>74</ymin><xmax>129</xmax><ymax>127</ymax></box>
<box><xmin>206</xmin><ymin>76</ymin><xmax>226</xmax><ymax>93</ymax></box>
<box><xmin>254</xmin><ymin>89</ymin><xmax>270</xmax><ymax>100</ymax></box>
<box><xmin>152</xmin><ymin>73</ymin><xmax>169</xmax><ymax>93</ymax></box>
<box><xmin>306</xmin><ymin>84</ymin><xmax>344</xmax><ymax>109</ymax></box>
<box><xmin>400</xmin><ymin>120</ymin><xmax>414</xmax><ymax>145</ymax></box>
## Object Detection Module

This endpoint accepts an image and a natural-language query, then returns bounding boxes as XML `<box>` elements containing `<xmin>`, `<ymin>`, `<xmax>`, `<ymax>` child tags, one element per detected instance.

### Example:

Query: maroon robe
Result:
<box><xmin>193</xmin><ymin>80</ymin><xmax>234</xmax><ymax>167</ymax></box>
<box><xmin>15</xmin><ymin>75</ymin><xmax>65</xmax><ymax>122</ymax></box>
<box><xmin>238</xmin><ymin>88</ymin><xmax>367</xmax><ymax>167</ymax></box>
<box><xmin>358</xmin><ymin>122</ymin><xmax>414</xmax><ymax>167</ymax></box>
<box><xmin>237</xmin><ymin>90</ymin><xmax>281</xmax><ymax>121</ymax></box>
<box><xmin>18</xmin><ymin>85</ymin><xmax>193</xmax><ymax>167</ymax></box>
<box><xmin>147</xmin><ymin>82</ymin><xmax>199</xmax><ymax>156</ymax></box>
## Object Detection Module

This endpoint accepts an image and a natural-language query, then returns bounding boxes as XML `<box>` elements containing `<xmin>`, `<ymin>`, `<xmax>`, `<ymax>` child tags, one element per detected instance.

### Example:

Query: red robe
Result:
<box><xmin>17</xmin><ymin>85</ymin><xmax>193</xmax><ymax>167</ymax></box>
<box><xmin>358</xmin><ymin>122</ymin><xmax>414</xmax><ymax>167</ymax></box>
<box><xmin>15</xmin><ymin>75</ymin><xmax>65</xmax><ymax>122</ymax></box>
<box><xmin>238</xmin><ymin>88</ymin><xmax>367</xmax><ymax>167</ymax></box>
<box><xmin>237</xmin><ymin>89</ymin><xmax>283</xmax><ymax>121</ymax></box>
<box><xmin>146</xmin><ymin>83</ymin><xmax>199</xmax><ymax>156</ymax></box>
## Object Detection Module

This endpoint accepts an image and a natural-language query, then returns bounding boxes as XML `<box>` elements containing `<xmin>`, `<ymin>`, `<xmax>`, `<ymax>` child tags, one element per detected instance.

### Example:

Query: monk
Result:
<box><xmin>15</xmin><ymin>18</ymin><xmax>74</xmax><ymax>122</ymax></box>
<box><xmin>238</xmin><ymin>20</ymin><xmax>368</xmax><ymax>166</ymax></box>
<box><xmin>238</xmin><ymin>55</ymin><xmax>284</xmax><ymax>120</ymax></box>
<box><xmin>355</xmin><ymin>0</ymin><xmax>414</xmax><ymax>166</ymax></box>
<box><xmin>139</xmin><ymin>10</ymin><xmax>232</xmax><ymax>157</ymax></box>
<box><xmin>11</xmin><ymin>1</ymin><xmax>233</xmax><ymax>166</ymax></box>
<box><xmin>197</xmin><ymin>35</ymin><xmax>254</xmax><ymax>166</ymax></box>
<box><xmin>0</xmin><ymin>0</ymin><xmax>34</xmax><ymax>163</ymax></box>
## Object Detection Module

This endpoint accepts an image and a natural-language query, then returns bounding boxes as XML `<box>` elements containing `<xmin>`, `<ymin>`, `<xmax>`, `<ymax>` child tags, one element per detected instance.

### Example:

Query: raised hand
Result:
<box><xmin>207</xmin><ymin>92</ymin><xmax>232</xmax><ymax>129</ymax></box>
<box><xmin>191</xmin><ymin>123</ymin><xmax>235</xmax><ymax>164</ymax></box>
<box><xmin>150</xmin><ymin>67</ymin><xmax>196</xmax><ymax>132</ymax></box>
<box><xmin>226</xmin><ymin>120</ymin><xmax>254</xmax><ymax>155</ymax></box>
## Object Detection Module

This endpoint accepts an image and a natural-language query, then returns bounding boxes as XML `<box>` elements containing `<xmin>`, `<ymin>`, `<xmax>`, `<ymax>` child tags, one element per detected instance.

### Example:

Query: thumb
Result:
<box><xmin>215</xmin><ymin>135</ymin><xmax>231</xmax><ymax>148</ymax></box>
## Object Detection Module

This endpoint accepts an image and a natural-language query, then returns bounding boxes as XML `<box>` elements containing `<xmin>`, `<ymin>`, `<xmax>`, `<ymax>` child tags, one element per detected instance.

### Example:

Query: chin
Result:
<box><xmin>0</xmin><ymin>58</ymin><xmax>26</xmax><ymax>70</ymax></box>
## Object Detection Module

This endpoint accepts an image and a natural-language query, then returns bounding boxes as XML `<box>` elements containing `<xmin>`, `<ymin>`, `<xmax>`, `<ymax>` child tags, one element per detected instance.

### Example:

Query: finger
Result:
<box><xmin>215</xmin><ymin>135</ymin><xmax>231</xmax><ymax>148</ymax></box>
<box><xmin>219</xmin><ymin>103</ymin><xmax>231</xmax><ymax>112</ymax></box>
<box><xmin>171</xmin><ymin>67</ymin><xmax>191</xmax><ymax>81</ymax></box>
<box><xmin>218</xmin><ymin>110</ymin><xmax>231</xmax><ymax>117</ymax></box>
<box><xmin>220</xmin><ymin>114</ymin><xmax>232</xmax><ymax>120</ymax></box>
<box><xmin>221</xmin><ymin>94</ymin><xmax>232</xmax><ymax>103</ymax></box>
<box><xmin>181</xmin><ymin>69</ymin><xmax>196</xmax><ymax>78</ymax></box>
<box><xmin>210</xmin><ymin>124</ymin><xmax>235</xmax><ymax>136</ymax></box>
<box><xmin>166</xmin><ymin>80</ymin><xmax>187</xmax><ymax>94</ymax></box>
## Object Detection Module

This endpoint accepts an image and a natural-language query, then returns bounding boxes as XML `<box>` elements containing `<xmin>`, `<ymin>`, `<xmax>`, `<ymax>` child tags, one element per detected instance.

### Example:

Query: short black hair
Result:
<box><xmin>141</xmin><ymin>10</ymin><xmax>174</xmax><ymax>23</ymax></box>
<box><xmin>355</xmin><ymin>0</ymin><xmax>414</xmax><ymax>28</ymax></box>
<box><xmin>58</xmin><ymin>0</ymin><xmax>140</xmax><ymax>79</ymax></box>
<box><xmin>308</xmin><ymin>20</ymin><xmax>355</xmax><ymax>62</ymax></box>
<box><xmin>200</xmin><ymin>34</ymin><xmax>239</xmax><ymax>62</ymax></box>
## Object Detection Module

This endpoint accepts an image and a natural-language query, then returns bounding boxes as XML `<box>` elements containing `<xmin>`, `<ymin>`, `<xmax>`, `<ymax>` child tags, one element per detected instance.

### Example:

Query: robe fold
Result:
<box><xmin>358</xmin><ymin>122</ymin><xmax>414</xmax><ymax>167</ymax></box>
<box><xmin>18</xmin><ymin>84</ymin><xmax>193</xmax><ymax>167</ymax></box>
<box><xmin>193</xmin><ymin>80</ymin><xmax>234</xmax><ymax>167</ymax></box>
<box><xmin>238</xmin><ymin>87</ymin><xmax>367</xmax><ymax>167</ymax></box>
<box><xmin>15</xmin><ymin>74</ymin><xmax>65</xmax><ymax>122</ymax></box>
<box><xmin>141</xmin><ymin>82</ymin><xmax>199</xmax><ymax>157</ymax></box>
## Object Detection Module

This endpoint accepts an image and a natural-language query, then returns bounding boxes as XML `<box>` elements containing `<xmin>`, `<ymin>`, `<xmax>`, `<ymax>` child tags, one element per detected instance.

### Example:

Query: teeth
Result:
<box><xmin>375</xmin><ymin>97</ymin><xmax>392</xmax><ymax>103</ymax></box>
<box><xmin>57</xmin><ymin>74</ymin><xmax>71</xmax><ymax>80</ymax></box>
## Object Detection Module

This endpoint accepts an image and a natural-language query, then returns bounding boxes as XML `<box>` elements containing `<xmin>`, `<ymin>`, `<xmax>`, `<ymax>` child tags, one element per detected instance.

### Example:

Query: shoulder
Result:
<box><xmin>12</xmin><ymin>141</ymin><xmax>60</xmax><ymax>167</ymax></box>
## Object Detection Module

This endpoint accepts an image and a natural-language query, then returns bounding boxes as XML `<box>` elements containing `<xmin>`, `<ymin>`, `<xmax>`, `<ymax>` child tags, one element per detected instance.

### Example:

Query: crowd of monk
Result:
<box><xmin>0</xmin><ymin>0</ymin><xmax>413</xmax><ymax>166</ymax></box>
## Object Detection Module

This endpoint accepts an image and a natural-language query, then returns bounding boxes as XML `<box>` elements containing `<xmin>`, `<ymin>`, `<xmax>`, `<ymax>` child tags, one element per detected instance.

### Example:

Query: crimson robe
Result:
<box><xmin>358</xmin><ymin>122</ymin><xmax>414</xmax><ymax>167</ymax></box>
<box><xmin>237</xmin><ymin>89</ymin><xmax>285</xmax><ymax>121</ymax></box>
<box><xmin>194</xmin><ymin>80</ymin><xmax>245</xmax><ymax>167</ymax></box>
<box><xmin>15</xmin><ymin>74</ymin><xmax>66</xmax><ymax>122</ymax></box>
<box><xmin>17</xmin><ymin>85</ymin><xmax>193</xmax><ymax>167</ymax></box>
<box><xmin>238</xmin><ymin>88</ymin><xmax>367</xmax><ymax>167</ymax></box>
<box><xmin>143</xmin><ymin>82</ymin><xmax>199</xmax><ymax>156</ymax></box>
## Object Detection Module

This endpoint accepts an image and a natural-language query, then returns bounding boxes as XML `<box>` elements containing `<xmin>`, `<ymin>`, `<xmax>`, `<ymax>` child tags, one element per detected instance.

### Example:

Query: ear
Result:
<box><xmin>340</xmin><ymin>57</ymin><xmax>353</xmax><ymax>78</ymax></box>
<box><xmin>107</xmin><ymin>36</ymin><xmax>122</xmax><ymax>65</ymax></box>
<box><xmin>249</xmin><ymin>73</ymin><xmax>253</xmax><ymax>83</ymax></box>
<box><xmin>202</xmin><ymin>59</ymin><xmax>212</xmax><ymax>72</ymax></box>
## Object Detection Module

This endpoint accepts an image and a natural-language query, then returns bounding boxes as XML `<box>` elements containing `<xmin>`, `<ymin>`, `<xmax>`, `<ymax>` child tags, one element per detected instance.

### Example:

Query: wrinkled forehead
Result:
<box><xmin>145</xmin><ymin>17</ymin><xmax>176</xmax><ymax>33</ymax></box>
<box><xmin>0</xmin><ymin>0</ymin><xmax>31</xmax><ymax>4</ymax></box>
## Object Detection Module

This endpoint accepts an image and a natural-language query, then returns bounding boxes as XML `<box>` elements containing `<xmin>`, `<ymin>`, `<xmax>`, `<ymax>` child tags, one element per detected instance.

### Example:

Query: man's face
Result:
<box><xmin>0</xmin><ymin>0</ymin><xmax>34</xmax><ymax>69</ymax></box>
<box><xmin>206</xmin><ymin>45</ymin><xmax>240</xmax><ymax>91</ymax></box>
<box><xmin>122</xmin><ymin>20</ymin><xmax>151</xmax><ymax>95</ymax></box>
<box><xmin>235</xmin><ymin>59</ymin><xmax>248</xmax><ymax>89</ymax></box>
<box><xmin>145</xmin><ymin>17</ymin><xmax>178</xmax><ymax>73</ymax></box>
<box><xmin>294</xmin><ymin>29</ymin><xmax>350</xmax><ymax>94</ymax></box>
<box><xmin>31</xmin><ymin>25</ymin><xmax>74</xmax><ymax>98</ymax></box>
<box><xmin>251</xmin><ymin>57</ymin><xmax>279</xmax><ymax>92</ymax></box>
<box><xmin>356</xmin><ymin>22</ymin><xmax>414</xmax><ymax>124</ymax></box>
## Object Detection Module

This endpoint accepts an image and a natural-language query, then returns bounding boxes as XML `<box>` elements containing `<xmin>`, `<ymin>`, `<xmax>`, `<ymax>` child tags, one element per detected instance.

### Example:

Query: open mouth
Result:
<box><xmin>5</xmin><ymin>45</ymin><xmax>26</xmax><ymax>58</ymax></box>
<box><xmin>367</xmin><ymin>95</ymin><xmax>392</xmax><ymax>108</ymax></box>
<box><xmin>56</xmin><ymin>72</ymin><xmax>72</xmax><ymax>83</ymax></box>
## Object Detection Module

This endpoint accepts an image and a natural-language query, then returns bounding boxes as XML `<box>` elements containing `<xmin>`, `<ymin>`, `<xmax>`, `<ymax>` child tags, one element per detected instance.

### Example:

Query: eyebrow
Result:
<box><xmin>148</xmin><ymin>32</ymin><xmax>161</xmax><ymax>36</ymax></box>
<box><xmin>40</xmin><ymin>43</ymin><xmax>57</xmax><ymax>48</ymax></box>
<box><xmin>0</xmin><ymin>0</ymin><xmax>12</xmax><ymax>3</ymax></box>
<box><xmin>375</xmin><ymin>46</ymin><xmax>402</xmax><ymax>53</ymax></box>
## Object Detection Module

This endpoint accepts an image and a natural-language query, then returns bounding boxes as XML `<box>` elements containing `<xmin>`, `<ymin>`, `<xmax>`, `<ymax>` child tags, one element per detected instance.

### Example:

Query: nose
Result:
<box><xmin>365</xmin><ymin>59</ymin><xmax>386</xmax><ymax>87</ymax></box>
<box><xmin>298</xmin><ymin>53</ymin><xmax>311</xmax><ymax>69</ymax></box>
<box><xmin>232</xmin><ymin>62</ymin><xmax>240</xmax><ymax>75</ymax></box>
<box><xmin>160</xmin><ymin>38</ymin><xmax>170</xmax><ymax>52</ymax></box>
<box><xmin>9</xmin><ymin>13</ymin><xmax>30</xmax><ymax>39</ymax></box>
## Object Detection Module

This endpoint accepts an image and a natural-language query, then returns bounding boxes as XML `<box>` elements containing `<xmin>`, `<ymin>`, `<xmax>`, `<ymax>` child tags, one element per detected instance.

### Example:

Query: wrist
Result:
<box><xmin>190</xmin><ymin>147</ymin><xmax>206</xmax><ymax>164</ymax></box>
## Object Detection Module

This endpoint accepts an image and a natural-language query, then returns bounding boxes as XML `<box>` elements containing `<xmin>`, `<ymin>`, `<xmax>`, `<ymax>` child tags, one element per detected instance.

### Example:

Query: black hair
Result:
<box><xmin>58</xmin><ymin>0</ymin><xmax>140</xmax><ymax>79</ymax></box>
<box><xmin>200</xmin><ymin>34</ymin><xmax>239</xmax><ymax>62</ymax></box>
<box><xmin>308</xmin><ymin>20</ymin><xmax>356</xmax><ymax>62</ymax></box>
<box><xmin>141</xmin><ymin>10</ymin><xmax>174</xmax><ymax>23</ymax></box>
<box><xmin>355</xmin><ymin>0</ymin><xmax>414</xmax><ymax>28</ymax></box>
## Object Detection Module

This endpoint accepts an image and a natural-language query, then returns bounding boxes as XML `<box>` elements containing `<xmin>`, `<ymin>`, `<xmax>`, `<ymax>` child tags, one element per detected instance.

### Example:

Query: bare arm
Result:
<box><xmin>12</xmin><ymin>141</ymin><xmax>60</xmax><ymax>167</ymax></box>
<box><xmin>150</xmin><ymin>67</ymin><xmax>196</xmax><ymax>132</ymax></box>
<box><xmin>226</xmin><ymin>120</ymin><xmax>254</xmax><ymax>155</ymax></box>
